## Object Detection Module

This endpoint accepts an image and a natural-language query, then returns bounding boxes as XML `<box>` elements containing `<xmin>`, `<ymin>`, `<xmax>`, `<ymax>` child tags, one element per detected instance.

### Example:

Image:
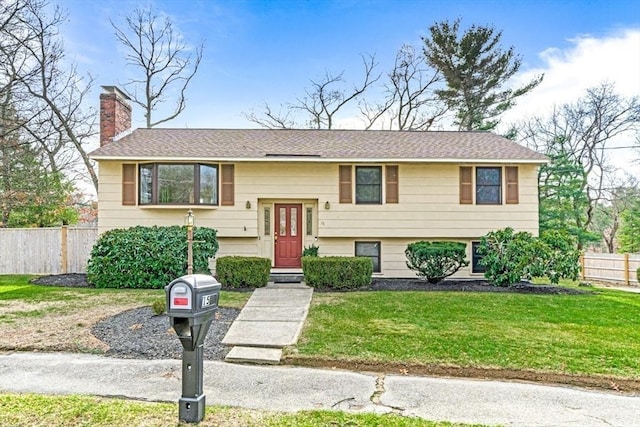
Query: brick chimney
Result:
<box><xmin>99</xmin><ymin>86</ymin><xmax>131</xmax><ymax>146</ymax></box>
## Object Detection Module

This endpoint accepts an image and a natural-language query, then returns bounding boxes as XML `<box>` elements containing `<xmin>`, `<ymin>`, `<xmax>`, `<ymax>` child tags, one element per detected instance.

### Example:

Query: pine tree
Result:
<box><xmin>423</xmin><ymin>18</ymin><xmax>543</xmax><ymax>130</ymax></box>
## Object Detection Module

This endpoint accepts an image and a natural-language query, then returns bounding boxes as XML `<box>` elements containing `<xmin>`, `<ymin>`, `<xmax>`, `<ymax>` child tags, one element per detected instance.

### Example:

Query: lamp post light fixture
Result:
<box><xmin>186</xmin><ymin>209</ymin><xmax>194</xmax><ymax>275</ymax></box>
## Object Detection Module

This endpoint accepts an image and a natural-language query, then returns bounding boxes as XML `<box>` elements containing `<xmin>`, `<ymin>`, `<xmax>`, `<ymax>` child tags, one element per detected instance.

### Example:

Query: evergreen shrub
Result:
<box><xmin>87</xmin><ymin>225</ymin><xmax>218</xmax><ymax>289</ymax></box>
<box><xmin>302</xmin><ymin>256</ymin><xmax>373</xmax><ymax>290</ymax></box>
<box><xmin>477</xmin><ymin>227</ymin><xmax>581</xmax><ymax>286</ymax></box>
<box><xmin>215</xmin><ymin>256</ymin><xmax>271</xmax><ymax>289</ymax></box>
<box><xmin>477</xmin><ymin>227</ymin><xmax>535</xmax><ymax>287</ymax></box>
<box><xmin>405</xmin><ymin>241</ymin><xmax>469</xmax><ymax>283</ymax></box>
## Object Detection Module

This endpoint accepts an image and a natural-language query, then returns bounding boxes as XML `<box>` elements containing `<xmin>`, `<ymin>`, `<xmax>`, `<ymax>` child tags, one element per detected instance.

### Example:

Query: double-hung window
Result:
<box><xmin>459</xmin><ymin>166</ymin><xmax>519</xmax><ymax>205</ymax></box>
<box><xmin>355</xmin><ymin>166</ymin><xmax>382</xmax><ymax>204</ymax></box>
<box><xmin>476</xmin><ymin>167</ymin><xmax>502</xmax><ymax>205</ymax></box>
<box><xmin>340</xmin><ymin>165</ymin><xmax>398</xmax><ymax>205</ymax></box>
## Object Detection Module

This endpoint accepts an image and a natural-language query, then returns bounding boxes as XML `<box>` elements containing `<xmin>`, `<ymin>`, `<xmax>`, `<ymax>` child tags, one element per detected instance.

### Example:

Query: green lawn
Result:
<box><xmin>0</xmin><ymin>275</ymin><xmax>249</xmax><ymax>310</ymax></box>
<box><xmin>295</xmin><ymin>286</ymin><xmax>640</xmax><ymax>379</ymax></box>
<box><xmin>0</xmin><ymin>276</ymin><xmax>488</xmax><ymax>426</ymax></box>
<box><xmin>0</xmin><ymin>393</ymin><xmax>484</xmax><ymax>427</ymax></box>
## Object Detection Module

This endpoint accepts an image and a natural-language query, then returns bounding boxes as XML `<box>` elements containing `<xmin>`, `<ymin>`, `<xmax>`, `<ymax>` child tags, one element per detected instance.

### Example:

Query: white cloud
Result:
<box><xmin>504</xmin><ymin>28</ymin><xmax>640</xmax><ymax>121</ymax></box>
<box><xmin>502</xmin><ymin>28</ymin><xmax>640</xmax><ymax>179</ymax></box>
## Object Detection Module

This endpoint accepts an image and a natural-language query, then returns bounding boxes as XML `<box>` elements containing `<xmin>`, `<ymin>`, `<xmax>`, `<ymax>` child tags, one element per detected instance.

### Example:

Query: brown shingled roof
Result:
<box><xmin>89</xmin><ymin>128</ymin><xmax>548</xmax><ymax>163</ymax></box>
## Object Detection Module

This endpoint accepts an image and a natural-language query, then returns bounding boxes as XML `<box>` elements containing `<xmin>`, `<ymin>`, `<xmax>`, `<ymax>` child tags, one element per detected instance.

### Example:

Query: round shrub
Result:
<box><xmin>405</xmin><ymin>241</ymin><xmax>469</xmax><ymax>283</ymax></box>
<box><xmin>87</xmin><ymin>225</ymin><xmax>218</xmax><ymax>289</ymax></box>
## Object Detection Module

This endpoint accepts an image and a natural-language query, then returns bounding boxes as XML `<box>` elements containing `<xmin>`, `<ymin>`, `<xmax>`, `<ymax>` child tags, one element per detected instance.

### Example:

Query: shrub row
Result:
<box><xmin>403</xmin><ymin>229</ymin><xmax>580</xmax><ymax>287</ymax></box>
<box><xmin>302</xmin><ymin>256</ymin><xmax>373</xmax><ymax>290</ymax></box>
<box><xmin>87</xmin><ymin>225</ymin><xmax>218</xmax><ymax>289</ymax></box>
<box><xmin>86</xmin><ymin>225</ymin><xmax>581</xmax><ymax>291</ymax></box>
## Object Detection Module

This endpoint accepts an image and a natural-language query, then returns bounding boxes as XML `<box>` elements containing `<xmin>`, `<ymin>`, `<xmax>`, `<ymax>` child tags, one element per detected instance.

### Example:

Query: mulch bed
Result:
<box><xmin>30</xmin><ymin>274</ymin><xmax>591</xmax><ymax>295</ymax></box>
<box><xmin>30</xmin><ymin>273</ymin><xmax>94</xmax><ymax>288</ymax></box>
<box><xmin>367</xmin><ymin>278</ymin><xmax>591</xmax><ymax>294</ymax></box>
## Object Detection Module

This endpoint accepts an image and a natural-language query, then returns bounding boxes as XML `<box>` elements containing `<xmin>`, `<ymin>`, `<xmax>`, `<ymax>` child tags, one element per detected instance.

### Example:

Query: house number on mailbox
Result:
<box><xmin>201</xmin><ymin>294</ymin><xmax>213</xmax><ymax>308</ymax></box>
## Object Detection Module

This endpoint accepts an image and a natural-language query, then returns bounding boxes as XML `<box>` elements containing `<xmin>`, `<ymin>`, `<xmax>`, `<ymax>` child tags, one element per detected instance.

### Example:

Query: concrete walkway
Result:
<box><xmin>594</xmin><ymin>284</ymin><xmax>640</xmax><ymax>293</ymax></box>
<box><xmin>1</xmin><ymin>351</ymin><xmax>638</xmax><ymax>427</ymax></box>
<box><xmin>222</xmin><ymin>282</ymin><xmax>313</xmax><ymax>364</ymax></box>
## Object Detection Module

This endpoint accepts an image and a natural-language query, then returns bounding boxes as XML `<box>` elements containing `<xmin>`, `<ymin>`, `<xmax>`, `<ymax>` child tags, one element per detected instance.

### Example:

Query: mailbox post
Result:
<box><xmin>165</xmin><ymin>274</ymin><xmax>221</xmax><ymax>423</ymax></box>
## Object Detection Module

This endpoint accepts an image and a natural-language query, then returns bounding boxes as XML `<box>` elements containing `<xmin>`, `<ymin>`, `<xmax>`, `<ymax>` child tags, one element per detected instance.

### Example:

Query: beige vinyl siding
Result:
<box><xmin>313</xmin><ymin>237</ymin><xmax>481</xmax><ymax>278</ymax></box>
<box><xmin>215</xmin><ymin>238</ymin><xmax>260</xmax><ymax>257</ymax></box>
<box><xmin>98</xmin><ymin>161</ymin><xmax>539</xmax><ymax>238</ymax></box>
<box><xmin>319</xmin><ymin>163</ymin><xmax>539</xmax><ymax>238</ymax></box>
<box><xmin>97</xmin><ymin>162</ymin><xmax>333</xmax><ymax>236</ymax></box>
<box><xmin>97</xmin><ymin>160</ymin><xmax>540</xmax><ymax>277</ymax></box>
<box><xmin>97</xmin><ymin>161</ymin><xmax>261</xmax><ymax>236</ymax></box>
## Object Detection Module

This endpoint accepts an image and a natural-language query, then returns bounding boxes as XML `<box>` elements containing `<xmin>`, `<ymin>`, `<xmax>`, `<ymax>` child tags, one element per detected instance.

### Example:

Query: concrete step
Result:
<box><xmin>221</xmin><ymin>320</ymin><xmax>304</xmax><ymax>347</ymax></box>
<box><xmin>269</xmin><ymin>273</ymin><xmax>304</xmax><ymax>283</ymax></box>
<box><xmin>225</xmin><ymin>346</ymin><xmax>282</xmax><ymax>364</ymax></box>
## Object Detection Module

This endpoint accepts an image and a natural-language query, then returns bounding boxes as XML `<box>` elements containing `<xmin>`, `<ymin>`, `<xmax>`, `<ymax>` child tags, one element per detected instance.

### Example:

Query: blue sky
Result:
<box><xmin>61</xmin><ymin>0</ymin><xmax>639</xmax><ymax>172</ymax></box>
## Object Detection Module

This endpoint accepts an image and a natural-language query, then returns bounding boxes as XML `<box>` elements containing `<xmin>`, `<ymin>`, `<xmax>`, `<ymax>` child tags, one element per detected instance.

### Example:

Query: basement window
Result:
<box><xmin>355</xmin><ymin>241</ymin><xmax>381</xmax><ymax>273</ymax></box>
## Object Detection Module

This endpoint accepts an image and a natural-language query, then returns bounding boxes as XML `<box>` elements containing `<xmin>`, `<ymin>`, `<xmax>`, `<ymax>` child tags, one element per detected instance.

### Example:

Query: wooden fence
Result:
<box><xmin>581</xmin><ymin>252</ymin><xmax>640</xmax><ymax>286</ymax></box>
<box><xmin>0</xmin><ymin>227</ymin><xmax>98</xmax><ymax>274</ymax></box>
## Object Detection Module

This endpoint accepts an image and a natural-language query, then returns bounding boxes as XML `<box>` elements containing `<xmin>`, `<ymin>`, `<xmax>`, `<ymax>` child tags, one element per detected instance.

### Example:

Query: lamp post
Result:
<box><xmin>186</xmin><ymin>209</ymin><xmax>194</xmax><ymax>275</ymax></box>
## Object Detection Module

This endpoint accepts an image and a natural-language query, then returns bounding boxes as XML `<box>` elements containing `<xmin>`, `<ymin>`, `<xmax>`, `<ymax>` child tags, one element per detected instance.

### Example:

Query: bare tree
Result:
<box><xmin>0</xmin><ymin>0</ymin><xmax>98</xmax><ymax>190</ymax></box>
<box><xmin>245</xmin><ymin>54</ymin><xmax>380</xmax><ymax>129</ymax></box>
<box><xmin>360</xmin><ymin>44</ymin><xmax>447</xmax><ymax>130</ymax></box>
<box><xmin>111</xmin><ymin>7</ymin><xmax>204</xmax><ymax>128</ymax></box>
<box><xmin>519</xmin><ymin>82</ymin><xmax>640</xmax><ymax>234</ymax></box>
<box><xmin>244</xmin><ymin>45</ymin><xmax>451</xmax><ymax>131</ymax></box>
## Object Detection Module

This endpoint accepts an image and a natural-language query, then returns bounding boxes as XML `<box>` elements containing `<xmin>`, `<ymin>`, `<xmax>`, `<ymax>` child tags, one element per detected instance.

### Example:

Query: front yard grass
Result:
<box><xmin>0</xmin><ymin>275</ymin><xmax>248</xmax><ymax>312</ymax></box>
<box><xmin>294</xmin><ymin>286</ymin><xmax>640</xmax><ymax>381</ymax></box>
<box><xmin>0</xmin><ymin>275</ymin><xmax>250</xmax><ymax>352</ymax></box>
<box><xmin>0</xmin><ymin>393</ymin><xmax>483</xmax><ymax>427</ymax></box>
<box><xmin>3</xmin><ymin>274</ymin><xmax>639</xmax><ymax>388</ymax></box>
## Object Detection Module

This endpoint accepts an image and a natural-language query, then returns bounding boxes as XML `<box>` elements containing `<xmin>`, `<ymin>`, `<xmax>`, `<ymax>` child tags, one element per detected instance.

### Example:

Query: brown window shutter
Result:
<box><xmin>122</xmin><ymin>164</ymin><xmax>136</xmax><ymax>206</ymax></box>
<box><xmin>221</xmin><ymin>164</ymin><xmax>234</xmax><ymax>206</ymax></box>
<box><xmin>385</xmin><ymin>165</ymin><xmax>399</xmax><ymax>203</ymax></box>
<box><xmin>460</xmin><ymin>166</ymin><xmax>473</xmax><ymax>204</ymax></box>
<box><xmin>339</xmin><ymin>165</ymin><xmax>352</xmax><ymax>203</ymax></box>
<box><xmin>506</xmin><ymin>166</ymin><xmax>519</xmax><ymax>204</ymax></box>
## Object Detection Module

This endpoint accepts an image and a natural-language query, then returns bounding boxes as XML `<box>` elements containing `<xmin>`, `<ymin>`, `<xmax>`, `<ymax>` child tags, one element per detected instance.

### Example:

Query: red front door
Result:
<box><xmin>274</xmin><ymin>204</ymin><xmax>302</xmax><ymax>268</ymax></box>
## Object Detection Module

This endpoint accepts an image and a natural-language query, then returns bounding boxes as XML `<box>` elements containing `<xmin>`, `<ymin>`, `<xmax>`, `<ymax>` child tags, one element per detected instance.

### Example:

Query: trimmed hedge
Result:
<box><xmin>405</xmin><ymin>241</ymin><xmax>469</xmax><ymax>283</ymax></box>
<box><xmin>215</xmin><ymin>256</ymin><xmax>271</xmax><ymax>289</ymax></box>
<box><xmin>302</xmin><ymin>256</ymin><xmax>373</xmax><ymax>290</ymax></box>
<box><xmin>87</xmin><ymin>225</ymin><xmax>218</xmax><ymax>289</ymax></box>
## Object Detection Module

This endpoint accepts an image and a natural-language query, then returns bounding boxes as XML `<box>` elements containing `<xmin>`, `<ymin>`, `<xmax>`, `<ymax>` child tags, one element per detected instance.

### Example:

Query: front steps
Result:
<box><xmin>269</xmin><ymin>270</ymin><xmax>304</xmax><ymax>283</ymax></box>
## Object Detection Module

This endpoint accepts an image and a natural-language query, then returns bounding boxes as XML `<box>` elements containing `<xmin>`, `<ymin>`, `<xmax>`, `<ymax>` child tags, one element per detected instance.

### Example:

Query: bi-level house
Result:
<box><xmin>90</xmin><ymin>86</ymin><xmax>547</xmax><ymax>278</ymax></box>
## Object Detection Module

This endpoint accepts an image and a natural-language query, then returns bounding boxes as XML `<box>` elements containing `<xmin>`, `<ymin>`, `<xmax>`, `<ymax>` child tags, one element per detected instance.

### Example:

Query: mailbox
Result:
<box><xmin>167</xmin><ymin>274</ymin><xmax>220</xmax><ymax>317</ymax></box>
<box><xmin>165</xmin><ymin>274</ymin><xmax>221</xmax><ymax>424</ymax></box>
